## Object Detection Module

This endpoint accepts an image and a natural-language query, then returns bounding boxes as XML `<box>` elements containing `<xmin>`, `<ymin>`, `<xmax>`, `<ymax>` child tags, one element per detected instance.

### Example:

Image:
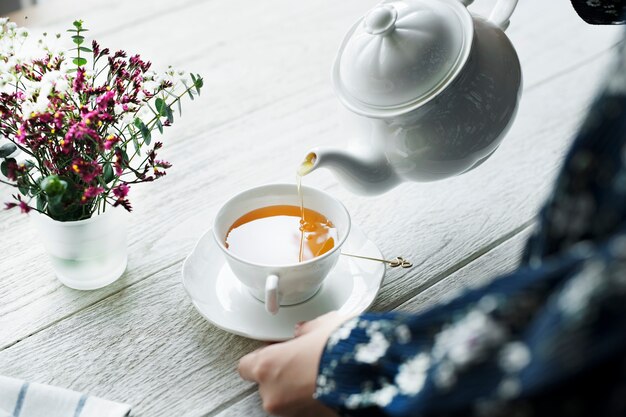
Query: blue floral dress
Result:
<box><xmin>315</xmin><ymin>2</ymin><xmax>626</xmax><ymax>416</ymax></box>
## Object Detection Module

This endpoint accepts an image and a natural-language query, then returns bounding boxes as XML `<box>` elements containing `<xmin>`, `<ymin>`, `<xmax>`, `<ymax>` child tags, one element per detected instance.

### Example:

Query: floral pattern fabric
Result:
<box><xmin>316</xmin><ymin>3</ymin><xmax>626</xmax><ymax>417</ymax></box>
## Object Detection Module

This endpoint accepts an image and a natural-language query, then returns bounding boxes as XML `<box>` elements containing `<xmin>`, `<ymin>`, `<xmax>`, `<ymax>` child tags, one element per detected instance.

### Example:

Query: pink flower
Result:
<box><xmin>81</xmin><ymin>186</ymin><xmax>104</xmax><ymax>203</ymax></box>
<box><xmin>64</xmin><ymin>121</ymin><xmax>99</xmax><ymax>150</ymax></box>
<box><xmin>103</xmin><ymin>135</ymin><xmax>120</xmax><ymax>150</ymax></box>
<box><xmin>92</xmin><ymin>40</ymin><xmax>100</xmax><ymax>57</ymax></box>
<box><xmin>71</xmin><ymin>158</ymin><xmax>102</xmax><ymax>183</ymax></box>
<box><xmin>4</xmin><ymin>196</ymin><xmax>30</xmax><ymax>213</ymax></box>
<box><xmin>113</xmin><ymin>183</ymin><xmax>130</xmax><ymax>199</ymax></box>
<box><xmin>114</xmin><ymin>148</ymin><xmax>124</xmax><ymax>175</ymax></box>
<box><xmin>96</xmin><ymin>90</ymin><xmax>115</xmax><ymax>112</ymax></box>
<box><xmin>16</xmin><ymin>124</ymin><xmax>27</xmax><ymax>144</ymax></box>
<box><xmin>73</xmin><ymin>68</ymin><xmax>86</xmax><ymax>93</ymax></box>
<box><xmin>154</xmin><ymin>160</ymin><xmax>172</xmax><ymax>169</ymax></box>
<box><xmin>3</xmin><ymin>158</ymin><xmax>20</xmax><ymax>181</ymax></box>
<box><xmin>18</xmin><ymin>200</ymin><xmax>30</xmax><ymax>213</ymax></box>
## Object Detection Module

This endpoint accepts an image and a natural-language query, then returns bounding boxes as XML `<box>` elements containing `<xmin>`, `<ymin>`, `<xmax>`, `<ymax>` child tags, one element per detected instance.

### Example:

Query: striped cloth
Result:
<box><xmin>0</xmin><ymin>376</ymin><xmax>131</xmax><ymax>417</ymax></box>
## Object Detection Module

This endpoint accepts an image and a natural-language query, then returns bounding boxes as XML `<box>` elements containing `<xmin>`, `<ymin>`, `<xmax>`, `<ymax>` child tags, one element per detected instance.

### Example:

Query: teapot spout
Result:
<box><xmin>301</xmin><ymin>148</ymin><xmax>399</xmax><ymax>195</ymax></box>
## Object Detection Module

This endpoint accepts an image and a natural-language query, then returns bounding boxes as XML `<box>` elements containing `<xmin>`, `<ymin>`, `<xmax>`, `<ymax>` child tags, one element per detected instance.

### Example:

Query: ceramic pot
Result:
<box><xmin>32</xmin><ymin>208</ymin><xmax>128</xmax><ymax>290</ymax></box>
<box><xmin>305</xmin><ymin>0</ymin><xmax>522</xmax><ymax>195</ymax></box>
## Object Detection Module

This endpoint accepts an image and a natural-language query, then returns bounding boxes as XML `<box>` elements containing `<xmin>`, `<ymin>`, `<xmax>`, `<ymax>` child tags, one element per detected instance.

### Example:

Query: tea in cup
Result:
<box><xmin>213</xmin><ymin>184</ymin><xmax>351</xmax><ymax>314</ymax></box>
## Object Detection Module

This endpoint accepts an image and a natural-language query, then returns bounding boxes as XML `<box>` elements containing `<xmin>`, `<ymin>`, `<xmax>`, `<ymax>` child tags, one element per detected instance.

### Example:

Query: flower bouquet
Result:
<box><xmin>0</xmin><ymin>19</ymin><xmax>203</xmax><ymax>289</ymax></box>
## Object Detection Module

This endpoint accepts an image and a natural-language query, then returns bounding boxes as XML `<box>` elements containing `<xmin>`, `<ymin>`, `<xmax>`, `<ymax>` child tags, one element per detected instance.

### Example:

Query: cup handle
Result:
<box><xmin>461</xmin><ymin>0</ymin><xmax>518</xmax><ymax>31</ymax></box>
<box><xmin>265</xmin><ymin>274</ymin><xmax>280</xmax><ymax>315</ymax></box>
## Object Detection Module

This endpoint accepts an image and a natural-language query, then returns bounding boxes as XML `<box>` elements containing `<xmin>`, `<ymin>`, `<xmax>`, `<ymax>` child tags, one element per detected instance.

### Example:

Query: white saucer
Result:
<box><xmin>181</xmin><ymin>223</ymin><xmax>385</xmax><ymax>341</ymax></box>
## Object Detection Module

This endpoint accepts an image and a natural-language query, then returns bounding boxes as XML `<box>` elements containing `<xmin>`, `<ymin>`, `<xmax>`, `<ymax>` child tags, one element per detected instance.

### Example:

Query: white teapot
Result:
<box><xmin>304</xmin><ymin>0</ymin><xmax>521</xmax><ymax>195</ymax></box>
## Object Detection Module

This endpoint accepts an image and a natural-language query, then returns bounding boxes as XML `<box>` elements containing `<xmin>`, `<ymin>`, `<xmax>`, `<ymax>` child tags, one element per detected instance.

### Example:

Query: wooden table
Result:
<box><xmin>0</xmin><ymin>0</ymin><xmax>622</xmax><ymax>415</ymax></box>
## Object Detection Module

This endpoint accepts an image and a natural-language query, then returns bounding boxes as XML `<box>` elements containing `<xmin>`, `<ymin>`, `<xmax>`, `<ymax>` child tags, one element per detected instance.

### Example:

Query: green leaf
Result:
<box><xmin>155</xmin><ymin>98</ymin><xmax>166</xmax><ymax>116</ymax></box>
<box><xmin>73</xmin><ymin>20</ymin><xmax>83</xmax><ymax>30</ymax></box>
<box><xmin>194</xmin><ymin>74</ymin><xmax>203</xmax><ymax>94</ymax></box>
<box><xmin>131</xmin><ymin>133</ymin><xmax>140</xmax><ymax>154</ymax></box>
<box><xmin>37</xmin><ymin>196</ymin><xmax>46</xmax><ymax>212</ymax></box>
<box><xmin>0</xmin><ymin>159</ymin><xmax>11</xmax><ymax>177</ymax></box>
<box><xmin>0</xmin><ymin>143</ymin><xmax>16</xmax><ymax>158</ymax></box>
<box><xmin>41</xmin><ymin>175</ymin><xmax>68</xmax><ymax>197</ymax></box>
<box><xmin>134</xmin><ymin>118</ymin><xmax>151</xmax><ymax>145</ymax></box>
<box><xmin>78</xmin><ymin>46</ymin><xmax>92</xmax><ymax>53</ymax></box>
<box><xmin>165</xmin><ymin>105</ymin><xmax>174</xmax><ymax>124</ymax></box>
<box><xmin>72</xmin><ymin>35</ymin><xmax>85</xmax><ymax>46</ymax></box>
<box><xmin>17</xmin><ymin>180</ymin><xmax>29</xmax><ymax>196</ymax></box>
<box><xmin>156</xmin><ymin>118</ymin><xmax>163</xmax><ymax>134</ymax></box>
<box><xmin>67</xmin><ymin>68</ymin><xmax>78</xmax><ymax>73</ymax></box>
<box><xmin>73</xmin><ymin>57</ymin><xmax>87</xmax><ymax>66</ymax></box>
<box><xmin>103</xmin><ymin>163</ymin><xmax>114</xmax><ymax>183</ymax></box>
<box><xmin>182</xmin><ymin>80</ymin><xmax>194</xmax><ymax>100</ymax></box>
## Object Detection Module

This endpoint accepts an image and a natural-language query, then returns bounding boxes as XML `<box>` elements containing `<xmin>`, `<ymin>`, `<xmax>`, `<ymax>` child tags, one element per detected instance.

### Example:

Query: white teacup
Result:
<box><xmin>213</xmin><ymin>184</ymin><xmax>351</xmax><ymax>314</ymax></box>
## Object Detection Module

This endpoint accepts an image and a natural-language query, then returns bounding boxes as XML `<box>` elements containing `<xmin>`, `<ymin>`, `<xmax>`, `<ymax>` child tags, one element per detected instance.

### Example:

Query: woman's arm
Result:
<box><xmin>315</xmin><ymin>237</ymin><xmax>626</xmax><ymax>416</ymax></box>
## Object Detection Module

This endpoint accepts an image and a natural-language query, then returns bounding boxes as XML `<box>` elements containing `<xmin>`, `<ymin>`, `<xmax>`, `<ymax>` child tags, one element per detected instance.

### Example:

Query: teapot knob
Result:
<box><xmin>363</xmin><ymin>6</ymin><xmax>398</xmax><ymax>36</ymax></box>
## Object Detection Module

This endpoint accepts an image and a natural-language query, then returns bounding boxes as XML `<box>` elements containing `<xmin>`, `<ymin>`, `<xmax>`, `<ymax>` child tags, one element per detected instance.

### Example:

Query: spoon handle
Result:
<box><xmin>341</xmin><ymin>253</ymin><xmax>412</xmax><ymax>268</ymax></box>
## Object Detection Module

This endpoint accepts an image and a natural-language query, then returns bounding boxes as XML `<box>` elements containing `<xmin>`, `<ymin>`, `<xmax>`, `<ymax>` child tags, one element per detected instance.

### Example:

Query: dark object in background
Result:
<box><xmin>0</xmin><ymin>0</ymin><xmax>37</xmax><ymax>15</ymax></box>
<box><xmin>571</xmin><ymin>0</ymin><xmax>626</xmax><ymax>24</ymax></box>
<box><xmin>0</xmin><ymin>0</ymin><xmax>22</xmax><ymax>14</ymax></box>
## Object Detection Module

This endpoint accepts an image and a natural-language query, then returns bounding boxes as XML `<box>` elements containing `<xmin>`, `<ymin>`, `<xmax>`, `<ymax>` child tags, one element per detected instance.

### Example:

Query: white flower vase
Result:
<box><xmin>32</xmin><ymin>208</ymin><xmax>128</xmax><ymax>290</ymax></box>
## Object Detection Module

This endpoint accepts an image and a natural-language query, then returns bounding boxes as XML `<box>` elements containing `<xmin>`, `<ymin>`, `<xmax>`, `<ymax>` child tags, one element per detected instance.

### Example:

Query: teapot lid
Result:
<box><xmin>333</xmin><ymin>0</ymin><xmax>473</xmax><ymax>117</ymax></box>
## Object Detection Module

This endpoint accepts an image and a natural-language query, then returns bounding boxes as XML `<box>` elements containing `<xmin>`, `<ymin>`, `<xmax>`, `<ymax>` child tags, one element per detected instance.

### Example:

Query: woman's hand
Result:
<box><xmin>238</xmin><ymin>311</ymin><xmax>348</xmax><ymax>417</ymax></box>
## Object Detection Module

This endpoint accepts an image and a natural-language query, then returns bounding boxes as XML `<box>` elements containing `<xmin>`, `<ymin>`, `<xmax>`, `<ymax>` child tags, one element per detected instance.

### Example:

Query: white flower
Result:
<box><xmin>114</xmin><ymin>104</ymin><xmax>125</xmax><ymax>116</ymax></box>
<box><xmin>54</xmin><ymin>77</ymin><xmax>69</xmax><ymax>93</ymax></box>
<box><xmin>394</xmin><ymin>324</ymin><xmax>411</xmax><ymax>344</ymax></box>
<box><xmin>0</xmin><ymin>18</ymin><xmax>9</xmax><ymax>27</ymax></box>
<box><xmin>33</xmin><ymin>94</ymin><xmax>51</xmax><ymax>114</ymax></box>
<box><xmin>345</xmin><ymin>384</ymin><xmax>399</xmax><ymax>409</ymax></box>
<box><xmin>497</xmin><ymin>377</ymin><xmax>521</xmax><ymax>399</ymax></box>
<box><xmin>21</xmin><ymin>101</ymin><xmax>35</xmax><ymax>120</ymax></box>
<box><xmin>0</xmin><ymin>73</ymin><xmax>14</xmax><ymax>89</ymax></box>
<box><xmin>120</xmin><ymin>112</ymin><xmax>135</xmax><ymax>127</ymax></box>
<box><xmin>558</xmin><ymin>260</ymin><xmax>605</xmax><ymax>318</ymax></box>
<box><xmin>432</xmin><ymin>309</ymin><xmax>507</xmax><ymax>367</ymax></box>
<box><xmin>142</xmin><ymin>80</ymin><xmax>159</xmax><ymax>93</ymax></box>
<box><xmin>373</xmin><ymin>384</ymin><xmax>398</xmax><ymax>407</ymax></box>
<box><xmin>355</xmin><ymin>331</ymin><xmax>389</xmax><ymax>364</ymax></box>
<box><xmin>327</xmin><ymin>317</ymin><xmax>358</xmax><ymax>348</ymax></box>
<box><xmin>433</xmin><ymin>360</ymin><xmax>457</xmax><ymax>389</ymax></box>
<box><xmin>395</xmin><ymin>353</ymin><xmax>430</xmax><ymax>395</ymax></box>
<box><xmin>498</xmin><ymin>342</ymin><xmax>531</xmax><ymax>373</ymax></box>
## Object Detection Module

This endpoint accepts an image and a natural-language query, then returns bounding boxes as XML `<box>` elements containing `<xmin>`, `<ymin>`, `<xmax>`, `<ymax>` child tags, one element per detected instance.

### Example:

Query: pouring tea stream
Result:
<box><xmin>302</xmin><ymin>0</ymin><xmax>522</xmax><ymax>195</ymax></box>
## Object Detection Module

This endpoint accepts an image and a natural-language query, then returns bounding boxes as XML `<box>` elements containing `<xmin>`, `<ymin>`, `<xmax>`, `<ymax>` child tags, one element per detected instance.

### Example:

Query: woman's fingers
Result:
<box><xmin>294</xmin><ymin>311</ymin><xmax>340</xmax><ymax>337</ymax></box>
<box><xmin>238</xmin><ymin>347</ymin><xmax>263</xmax><ymax>382</ymax></box>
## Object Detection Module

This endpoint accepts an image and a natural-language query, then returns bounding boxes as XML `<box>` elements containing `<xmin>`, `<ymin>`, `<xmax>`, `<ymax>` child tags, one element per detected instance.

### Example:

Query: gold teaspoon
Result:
<box><xmin>341</xmin><ymin>253</ymin><xmax>412</xmax><ymax>268</ymax></box>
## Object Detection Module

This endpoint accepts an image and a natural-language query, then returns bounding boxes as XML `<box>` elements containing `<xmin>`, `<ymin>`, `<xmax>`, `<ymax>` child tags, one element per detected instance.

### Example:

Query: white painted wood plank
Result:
<box><xmin>0</xmin><ymin>266</ymin><xmax>258</xmax><ymax>417</ymax></box>
<box><xmin>0</xmin><ymin>0</ymin><xmax>621</xmax><ymax>351</ymax></box>
<box><xmin>396</xmin><ymin>227</ymin><xmax>532</xmax><ymax>313</ymax></box>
